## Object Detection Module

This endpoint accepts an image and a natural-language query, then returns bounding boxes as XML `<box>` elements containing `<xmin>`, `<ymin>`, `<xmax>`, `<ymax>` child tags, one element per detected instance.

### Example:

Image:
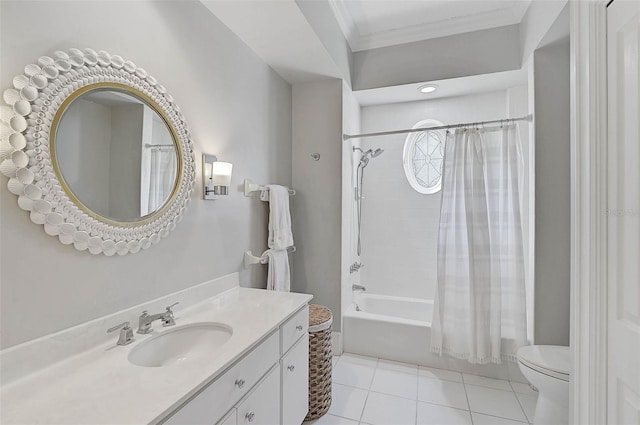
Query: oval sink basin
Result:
<box><xmin>128</xmin><ymin>322</ymin><xmax>233</xmax><ymax>367</ymax></box>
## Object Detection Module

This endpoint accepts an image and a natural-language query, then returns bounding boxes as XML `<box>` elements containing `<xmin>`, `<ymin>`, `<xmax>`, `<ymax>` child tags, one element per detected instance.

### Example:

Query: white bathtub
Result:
<box><xmin>343</xmin><ymin>293</ymin><xmax>526</xmax><ymax>381</ymax></box>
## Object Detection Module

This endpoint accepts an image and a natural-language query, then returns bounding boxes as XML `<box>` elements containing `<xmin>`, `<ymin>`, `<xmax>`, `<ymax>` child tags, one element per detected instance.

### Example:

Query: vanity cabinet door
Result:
<box><xmin>281</xmin><ymin>306</ymin><xmax>308</xmax><ymax>354</ymax></box>
<box><xmin>237</xmin><ymin>365</ymin><xmax>281</xmax><ymax>425</ymax></box>
<box><xmin>281</xmin><ymin>334</ymin><xmax>309</xmax><ymax>425</ymax></box>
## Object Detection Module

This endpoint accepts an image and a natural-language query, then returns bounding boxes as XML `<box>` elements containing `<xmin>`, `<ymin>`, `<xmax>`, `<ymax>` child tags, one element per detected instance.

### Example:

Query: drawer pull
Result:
<box><xmin>287</xmin><ymin>365</ymin><xmax>295</xmax><ymax>372</ymax></box>
<box><xmin>296</xmin><ymin>325</ymin><xmax>303</xmax><ymax>331</ymax></box>
<box><xmin>245</xmin><ymin>412</ymin><xmax>255</xmax><ymax>422</ymax></box>
<box><xmin>235</xmin><ymin>378</ymin><xmax>246</xmax><ymax>389</ymax></box>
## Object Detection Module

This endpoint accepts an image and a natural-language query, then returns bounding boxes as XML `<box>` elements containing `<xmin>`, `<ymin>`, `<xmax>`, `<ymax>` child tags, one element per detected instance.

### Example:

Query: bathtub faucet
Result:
<box><xmin>352</xmin><ymin>284</ymin><xmax>366</xmax><ymax>292</ymax></box>
<box><xmin>350</xmin><ymin>262</ymin><xmax>364</xmax><ymax>274</ymax></box>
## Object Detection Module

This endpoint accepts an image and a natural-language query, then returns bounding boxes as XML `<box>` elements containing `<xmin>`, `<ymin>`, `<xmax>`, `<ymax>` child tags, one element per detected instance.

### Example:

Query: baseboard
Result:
<box><xmin>332</xmin><ymin>331</ymin><xmax>343</xmax><ymax>355</ymax></box>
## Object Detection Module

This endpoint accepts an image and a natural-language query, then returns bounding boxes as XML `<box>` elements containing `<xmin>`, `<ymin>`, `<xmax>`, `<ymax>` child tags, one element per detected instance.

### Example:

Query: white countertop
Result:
<box><xmin>1</xmin><ymin>287</ymin><xmax>313</xmax><ymax>425</ymax></box>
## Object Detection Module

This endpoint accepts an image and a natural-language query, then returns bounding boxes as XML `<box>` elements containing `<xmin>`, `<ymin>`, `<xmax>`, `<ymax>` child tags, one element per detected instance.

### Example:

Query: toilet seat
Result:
<box><xmin>517</xmin><ymin>345</ymin><xmax>570</xmax><ymax>382</ymax></box>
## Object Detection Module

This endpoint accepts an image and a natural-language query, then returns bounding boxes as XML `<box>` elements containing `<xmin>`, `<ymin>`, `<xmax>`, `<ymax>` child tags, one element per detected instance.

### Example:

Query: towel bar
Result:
<box><xmin>243</xmin><ymin>246</ymin><xmax>296</xmax><ymax>268</ymax></box>
<box><xmin>244</xmin><ymin>179</ymin><xmax>296</xmax><ymax>197</ymax></box>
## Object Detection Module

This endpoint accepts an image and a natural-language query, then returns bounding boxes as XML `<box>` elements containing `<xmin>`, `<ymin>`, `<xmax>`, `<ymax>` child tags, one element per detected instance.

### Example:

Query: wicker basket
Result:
<box><xmin>304</xmin><ymin>304</ymin><xmax>333</xmax><ymax>421</ymax></box>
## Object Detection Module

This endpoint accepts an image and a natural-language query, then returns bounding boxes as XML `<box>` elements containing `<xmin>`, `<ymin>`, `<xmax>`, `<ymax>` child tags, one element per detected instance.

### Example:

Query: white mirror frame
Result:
<box><xmin>0</xmin><ymin>48</ymin><xmax>195</xmax><ymax>256</ymax></box>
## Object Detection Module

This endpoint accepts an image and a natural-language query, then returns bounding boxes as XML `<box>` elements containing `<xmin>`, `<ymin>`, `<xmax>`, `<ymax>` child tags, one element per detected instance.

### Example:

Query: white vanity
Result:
<box><xmin>0</xmin><ymin>274</ymin><xmax>313</xmax><ymax>425</ymax></box>
<box><xmin>165</xmin><ymin>305</ymin><xmax>310</xmax><ymax>425</ymax></box>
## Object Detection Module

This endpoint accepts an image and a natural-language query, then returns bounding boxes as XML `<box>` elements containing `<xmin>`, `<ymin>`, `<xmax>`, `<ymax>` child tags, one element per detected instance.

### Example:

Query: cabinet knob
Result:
<box><xmin>245</xmin><ymin>412</ymin><xmax>255</xmax><ymax>422</ymax></box>
<box><xmin>287</xmin><ymin>365</ymin><xmax>295</xmax><ymax>372</ymax></box>
<box><xmin>296</xmin><ymin>325</ymin><xmax>303</xmax><ymax>331</ymax></box>
<box><xmin>235</xmin><ymin>378</ymin><xmax>245</xmax><ymax>389</ymax></box>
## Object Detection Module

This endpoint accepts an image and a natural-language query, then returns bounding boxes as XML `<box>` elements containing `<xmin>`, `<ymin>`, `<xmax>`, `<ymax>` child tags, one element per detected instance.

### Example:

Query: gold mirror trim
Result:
<box><xmin>49</xmin><ymin>83</ymin><xmax>184</xmax><ymax>228</ymax></box>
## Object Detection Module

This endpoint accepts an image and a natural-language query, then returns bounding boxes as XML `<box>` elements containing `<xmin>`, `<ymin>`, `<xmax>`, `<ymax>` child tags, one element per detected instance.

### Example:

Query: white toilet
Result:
<box><xmin>517</xmin><ymin>345</ymin><xmax>571</xmax><ymax>425</ymax></box>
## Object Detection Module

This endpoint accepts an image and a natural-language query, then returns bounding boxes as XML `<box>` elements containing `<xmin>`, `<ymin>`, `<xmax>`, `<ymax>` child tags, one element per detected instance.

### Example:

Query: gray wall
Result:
<box><xmin>532</xmin><ymin>40</ymin><xmax>570</xmax><ymax>345</ymax></box>
<box><xmin>0</xmin><ymin>0</ymin><xmax>292</xmax><ymax>349</ymax></box>
<box><xmin>109</xmin><ymin>104</ymin><xmax>143</xmax><ymax>221</ymax></box>
<box><xmin>56</xmin><ymin>99</ymin><xmax>112</xmax><ymax>215</ymax></box>
<box><xmin>291</xmin><ymin>79</ymin><xmax>343</xmax><ymax>330</ymax></box>
<box><xmin>352</xmin><ymin>25</ymin><xmax>521</xmax><ymax>90</ymax></box>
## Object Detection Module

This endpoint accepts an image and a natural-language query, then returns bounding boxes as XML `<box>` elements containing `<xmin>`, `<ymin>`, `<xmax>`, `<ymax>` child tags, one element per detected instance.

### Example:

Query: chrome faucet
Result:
<box><xmin>107</xmin><ymin>321</ymin><xmax>134</xmax><ymax>346</ymax></box>
<box><xmin>352</xmin><ymin>284</ymin><xmax>366</xmax><ymax>292</ymax></box>
<box><xmin>137</xmin><ymin>302</ymin><xmax>179</xmax><ymax>334</ymax></box>
<box><xmin>350</xmin><ymin>262</ymin><xmax>364</xmax><ymax>274</ymax></box>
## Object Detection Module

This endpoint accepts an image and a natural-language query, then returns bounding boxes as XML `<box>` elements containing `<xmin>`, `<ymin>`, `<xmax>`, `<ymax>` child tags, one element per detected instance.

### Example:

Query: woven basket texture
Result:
<box><xmin>305</xmin><ymin>305</ymin><xmax>333</xmax><ymax>421</ymax></box>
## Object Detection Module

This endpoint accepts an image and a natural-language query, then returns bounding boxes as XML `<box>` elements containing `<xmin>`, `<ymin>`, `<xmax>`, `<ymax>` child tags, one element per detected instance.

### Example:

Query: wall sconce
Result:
<box><xmin>203</xmin><ymin>154</ymin><xmax>233</xmax><ymax>200</ymax></box>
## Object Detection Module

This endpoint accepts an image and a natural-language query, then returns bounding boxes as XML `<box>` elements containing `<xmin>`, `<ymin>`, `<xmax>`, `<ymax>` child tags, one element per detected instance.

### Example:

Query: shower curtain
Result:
<box><xmin>140</xmin><ymin>148</ymin><xmax>176</xmax><ymax>216</ymax></box>
<box><xmin>431</xmin><ymin>125</ymin><xmax>527</xmax><ymax>364</ymax></box>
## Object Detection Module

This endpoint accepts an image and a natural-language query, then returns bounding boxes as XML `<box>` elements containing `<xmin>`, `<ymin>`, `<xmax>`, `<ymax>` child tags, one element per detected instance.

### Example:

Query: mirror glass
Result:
<box><xmin>54</xmin><ymin>88</ymin><xmax>178</xmax><ymax>223</ymax></box>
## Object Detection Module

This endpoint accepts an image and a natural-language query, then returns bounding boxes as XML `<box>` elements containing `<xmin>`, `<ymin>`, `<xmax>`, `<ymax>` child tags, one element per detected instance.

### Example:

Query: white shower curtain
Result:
<box><xmin>431</xmin><ymin>125</ymin><xmax>527</xmax><ymax>364</ymax></box>
<box><xmin>140</xmin><ymin>148</ymin><xmax>176</xmax><ymax>216</ymax></box>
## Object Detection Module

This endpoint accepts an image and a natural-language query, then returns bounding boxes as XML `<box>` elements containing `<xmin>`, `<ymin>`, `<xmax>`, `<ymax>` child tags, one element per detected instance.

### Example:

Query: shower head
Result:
<box><xmin>371</xmin><ymin>148</ymin><xmax>384</xmax><ymax>158</ymax></box>
<box><xmin>359</xmin><ymin>156</ymin><xmax>370</xmax><ymax>167</ymax></box>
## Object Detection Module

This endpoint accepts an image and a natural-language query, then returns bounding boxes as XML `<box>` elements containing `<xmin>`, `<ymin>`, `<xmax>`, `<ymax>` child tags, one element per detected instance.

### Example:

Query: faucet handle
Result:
<box><xmin>107</xmin><ymin>321</ymin><xmax>134</xmax><ymax>346</ymax></box>
<box><xmin>162</xmin><ymin>302</ymin><xmax>179</xmax><ymax>327</ymax></box>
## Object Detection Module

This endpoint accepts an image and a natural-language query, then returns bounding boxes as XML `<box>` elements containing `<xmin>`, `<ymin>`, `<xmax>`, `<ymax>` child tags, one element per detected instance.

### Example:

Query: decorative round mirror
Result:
<box><xmin>402</xmin><ymin>119</ymin><xmax>445</xmax><ymax>194</ymax></box>
<box><xmin>0</xmin><ymin>48</ymin><xmax>195</xmax><ymax>255</ymax></box>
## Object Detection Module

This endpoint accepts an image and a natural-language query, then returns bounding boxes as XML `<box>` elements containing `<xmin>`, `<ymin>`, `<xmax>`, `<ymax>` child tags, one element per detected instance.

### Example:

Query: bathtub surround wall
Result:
<box><xmin>359</xmin><ymin>90</ymin><xmax>524</xmax><ymax>300</ymax></box>
<box><xmin>0</xmin><ymin>0</ymin><xmax>292</xmax><ymax>349</ymax></box>
<box><xmin>291</xmin><ymin>79</ymin><xmax>343</xmax><ymax>331</ymax></box>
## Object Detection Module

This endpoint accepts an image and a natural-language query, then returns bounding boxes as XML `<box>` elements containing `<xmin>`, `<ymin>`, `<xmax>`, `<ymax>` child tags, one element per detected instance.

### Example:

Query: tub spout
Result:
<box><xmin>352</xmin><ymin>284</ymin><xmax>366</xmax><ymax>292</ymax></box>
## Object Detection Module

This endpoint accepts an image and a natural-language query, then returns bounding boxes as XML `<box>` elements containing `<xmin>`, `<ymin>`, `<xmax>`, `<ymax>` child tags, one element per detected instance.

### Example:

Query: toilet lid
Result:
<box><xmin>517</xmin><ymin>345</ymin><xmax>571</xmax><ymax>381</ymax></box>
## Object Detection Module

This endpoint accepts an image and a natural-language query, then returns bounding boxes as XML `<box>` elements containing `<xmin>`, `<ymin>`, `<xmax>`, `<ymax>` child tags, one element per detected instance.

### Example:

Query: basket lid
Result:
<box><xmin>309</xmin><ymin>304</ymin><xmax>332</xmax><ymax>330</ymax></box>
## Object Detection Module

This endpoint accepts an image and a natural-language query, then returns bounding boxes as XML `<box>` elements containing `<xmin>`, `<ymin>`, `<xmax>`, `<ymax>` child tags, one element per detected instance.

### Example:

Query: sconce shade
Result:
<box><xmin>204</xmin><ymin>163</ymin><xmax>213</xmax><ymax>188</ymax></box>
<box><xmin>212</xmin><ymin>161</ymin><xmax>233</xmax><ymax>186</ymax></box>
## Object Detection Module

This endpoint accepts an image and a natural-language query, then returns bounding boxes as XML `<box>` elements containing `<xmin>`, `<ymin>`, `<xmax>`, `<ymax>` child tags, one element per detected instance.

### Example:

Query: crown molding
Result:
<box><xmin>329</xmin><ymin>0</ymin><xmax>531</xmax><ymax>52</ymax></box>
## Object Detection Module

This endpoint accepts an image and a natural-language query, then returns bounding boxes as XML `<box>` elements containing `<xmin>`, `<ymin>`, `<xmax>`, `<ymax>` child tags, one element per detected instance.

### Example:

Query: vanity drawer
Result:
<box><xmin>280</xmin><ymin>305</ymin><xmax>308</xmax><ymax>354</ymax></box>
<box><xmin>237</xmin><ymin>364</ymin><xmax>280</xmax><ymax>425</ymax></box>
<box><xmin>165</xmin><ymin>330</ymin><xmax>279</xmax><ymax>425</ymax></box>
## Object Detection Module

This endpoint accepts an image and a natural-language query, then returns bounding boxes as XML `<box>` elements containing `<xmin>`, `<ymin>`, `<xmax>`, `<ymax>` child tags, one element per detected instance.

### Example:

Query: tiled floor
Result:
<box><xmin>307</xmin><ymin>354</ymin><xmax>538</xmax><ymax>425</ymax></box>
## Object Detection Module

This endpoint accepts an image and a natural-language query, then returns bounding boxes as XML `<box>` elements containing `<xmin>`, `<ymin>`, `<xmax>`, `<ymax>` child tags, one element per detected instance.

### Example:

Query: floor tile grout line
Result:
<box><xmin>472</xmin><ymin>411</ymin><xmax>529</xmax><ymax>424</ymax></box>
<box><xmin>415</xmin><ymin>363</ymin><xmax>420</xmax><ymax>425</ymax></box>
<box><xmin>509</xmin><ymin>380</ymin><xmax>539</xmax><ymax>397</ymax></box>
<box><xmin>512</xmin><ymin>389</ymin><xmax>531</xmax><ymax>423</ymax></box>
<box><xmin>468</xmin><ymin>401</ymin><xmax>530</xmax><ymax>423</ymax></box>
<box><xmin>357</xmin><ymin>356</ymin><xmax>378</xmax><ymax>424</ymax></box>
<box><xmin>464</xmin><ymin>382</ymin><xmax>522</xmax><ymax>393</ymax></box>
<box><xmin>461</xmin><ymin>374</ymin><xmax>474</xmax><ymax>425</ymax></box>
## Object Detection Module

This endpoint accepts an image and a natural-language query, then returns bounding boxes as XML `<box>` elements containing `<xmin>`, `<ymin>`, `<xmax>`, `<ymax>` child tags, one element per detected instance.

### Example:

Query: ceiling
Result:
<box><xmin>329</xmin><ymin>0</ymin><xmax>532</xmax><ymax>51</ymax></box>
<box><xmin>201</xmin><ymin>0</ymin><xmax>345</xmax><ymax>84</ymax></box>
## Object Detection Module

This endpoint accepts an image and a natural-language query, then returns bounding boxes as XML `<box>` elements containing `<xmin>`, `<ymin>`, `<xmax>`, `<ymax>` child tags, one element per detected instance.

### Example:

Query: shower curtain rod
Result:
<box><xmin>342</xmin><ymin>114</ymin><xmax>533</xmax><ymax>141</ymax></box>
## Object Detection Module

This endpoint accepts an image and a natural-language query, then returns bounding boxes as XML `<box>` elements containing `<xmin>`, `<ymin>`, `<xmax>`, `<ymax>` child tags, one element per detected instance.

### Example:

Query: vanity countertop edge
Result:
<box><xmin>0</xmin><ymin>287</ymin><xmax>313</xmax><ymax>425</ymax></box>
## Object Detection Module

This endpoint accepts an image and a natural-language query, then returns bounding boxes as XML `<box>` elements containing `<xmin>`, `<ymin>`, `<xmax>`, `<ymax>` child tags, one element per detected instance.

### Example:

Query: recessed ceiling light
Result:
<box><xmin>418</xmin><ymin>84</ymin><xmax>438</xmax><ymax>94</ymax></box>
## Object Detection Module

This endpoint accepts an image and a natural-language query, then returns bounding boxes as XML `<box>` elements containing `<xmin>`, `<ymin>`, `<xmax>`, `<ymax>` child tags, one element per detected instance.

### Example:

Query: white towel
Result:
<box><xmin>260</xmin><ymin>185</ymin><xmax>294</xmax><ymax>250</ymax></box>
<box><xmin>265</xmin><ymin>249</ymin><xmax>290</xmax><ymax>292</ymax></box>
